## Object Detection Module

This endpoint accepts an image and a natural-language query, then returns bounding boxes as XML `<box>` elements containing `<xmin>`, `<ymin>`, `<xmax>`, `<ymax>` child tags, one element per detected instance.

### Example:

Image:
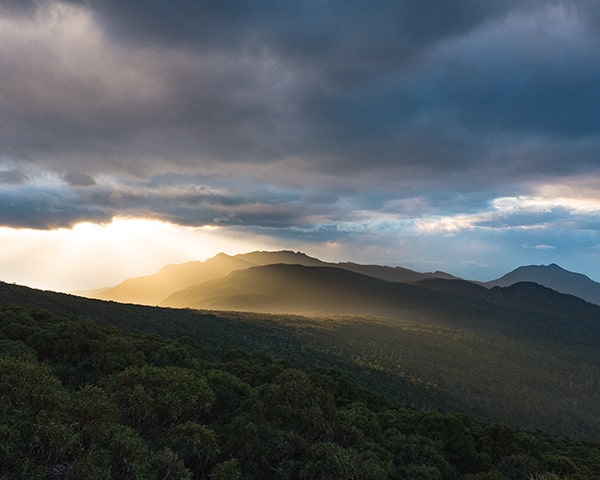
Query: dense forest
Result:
<box><xmin>1</xmin><ymin>280</ymin><xmax>599</xmax><ymax>444</ymax></box>
<box><xmin>2</xmin><ymin>304</ymin><xmax>600</xmax><ymax>479</ymax></box>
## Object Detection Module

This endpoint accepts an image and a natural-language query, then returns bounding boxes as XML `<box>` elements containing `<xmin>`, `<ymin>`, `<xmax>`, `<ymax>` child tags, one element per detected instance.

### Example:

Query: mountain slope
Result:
<box><xmin>162</xmin><ymin>264</ymin><xmax>417</xmax><ymax>315</ymax></box>
<box><xmin>161</xmin><ymin>263</ymin><xmax>476</xmax><ymax>320</ymax></box>
<box><xmin>486</xmin><ymin>263</ymin><xmax>600</xmax><ymax>306</ymax></box>
<box><xmin>3</xmin><ymin>303</ymin><xmax>599</xmax><ymax>479</ymax></box>
<box><xmin>416</xmin><ymin>277</ymin><xmax>600</xmax><ymax>344</ymax></box>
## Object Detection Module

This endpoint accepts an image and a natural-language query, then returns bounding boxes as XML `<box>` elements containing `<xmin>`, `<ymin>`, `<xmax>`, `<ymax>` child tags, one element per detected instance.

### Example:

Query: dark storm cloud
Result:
<box><xmin>1</xmin><ymin>0</ymin><xmax>600</xmax><ymax>235</ymax></box>
<box><xmin>0</xmin><ymin>170</ymin><xmax>28</xmax><ymax>185</ymax></box>
<box><xmin>64</xmin><ymin>172</ymin><xmax>96</xmax><ymax>187</ymax></box>
<box><xmin>0</xmin><ymin>3</ymin><xmax>300</xmax><ymax>174</ymax></box>
<box><xmin>0</xmin><ymin>0</ymin><xmax>39</xmax><ymax>15</ymax></box>
<box><xmin>0</xmin><ymin>187</ymin><xmax>111</xmax><ymax>229</ymax></box>
<box><xmin>93</xmin><ymin>179</ymin><xmax>328</xmax><ymax>228</ymax></box>
<box><xmin>0</xmin><ymin>173</ymin><xmax>332</xmax><ymax>229</ymax></box>
<box><xmin>80</xmin><ymin>0</ymin><xmax>531</xmax><ymax>77</ymax></box>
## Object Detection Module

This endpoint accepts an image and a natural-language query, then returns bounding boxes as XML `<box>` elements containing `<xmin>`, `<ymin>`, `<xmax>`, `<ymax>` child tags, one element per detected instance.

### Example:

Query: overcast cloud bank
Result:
<box><xmin>1</xmin><ymin>0</ymin><xmax>600</xmax><ymax>281</ymax></box>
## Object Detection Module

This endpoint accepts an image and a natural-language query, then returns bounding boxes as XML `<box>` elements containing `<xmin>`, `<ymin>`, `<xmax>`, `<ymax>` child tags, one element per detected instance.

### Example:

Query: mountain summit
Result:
<box><xmin>485</xmin><ymin>263</ymin><xmax>600</xmax><ymax>306</ymax></box>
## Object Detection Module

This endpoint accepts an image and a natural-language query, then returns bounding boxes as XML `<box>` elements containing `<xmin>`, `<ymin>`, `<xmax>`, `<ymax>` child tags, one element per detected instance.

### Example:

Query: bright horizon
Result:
<box><xmin>1</xmin><ymin>215</ymin><xmax>598</xmax><ymax>294</ymax></box>
<box><xmin>2</xmin><ymin>2</ymin><xmax>600</xmax><ymax>291</ymax></box>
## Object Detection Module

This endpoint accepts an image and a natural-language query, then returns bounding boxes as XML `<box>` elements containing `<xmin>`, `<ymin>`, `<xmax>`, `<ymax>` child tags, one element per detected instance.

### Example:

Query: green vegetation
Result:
<box><xmin>1</xmin><ymin>279</ymin><xmax>600</xmax><ymax>444</ymax></box>
<box><xmin>2</xmin><ymin>304</ymin><xmax>600</xmax><ymax>479</ymax></box>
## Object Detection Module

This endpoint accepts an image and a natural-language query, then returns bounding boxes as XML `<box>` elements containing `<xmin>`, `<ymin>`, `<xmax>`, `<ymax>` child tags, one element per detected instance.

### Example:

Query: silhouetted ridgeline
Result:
<box><xmin>84</xmin><ymin>250</ymin><xmax>458</xmax><ymax>306</ymax></box>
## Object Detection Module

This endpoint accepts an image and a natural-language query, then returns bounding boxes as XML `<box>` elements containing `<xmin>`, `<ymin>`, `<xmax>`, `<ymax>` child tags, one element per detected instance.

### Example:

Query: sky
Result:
<box><xmin>1</xmin><ymin>0</ymin><xmax>600</xmax><ymax>292</ymax></box>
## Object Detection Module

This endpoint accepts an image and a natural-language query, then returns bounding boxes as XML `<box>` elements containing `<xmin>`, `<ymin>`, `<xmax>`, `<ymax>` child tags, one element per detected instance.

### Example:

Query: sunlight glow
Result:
<box><xmin>0</xmin><ymin>217</ymin><xmax>279</xmax><ymax>292</ymax></box>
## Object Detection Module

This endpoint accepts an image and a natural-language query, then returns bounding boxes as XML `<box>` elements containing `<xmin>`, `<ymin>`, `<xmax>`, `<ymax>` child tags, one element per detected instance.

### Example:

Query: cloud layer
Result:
<box><xmin>1</xmin><ymin>0</ymin><xmax>600</xmax><ymax>279</ymax></box>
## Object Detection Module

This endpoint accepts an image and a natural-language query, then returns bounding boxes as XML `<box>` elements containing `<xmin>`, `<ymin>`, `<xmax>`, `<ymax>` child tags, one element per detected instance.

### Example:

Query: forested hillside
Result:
<box><xmin>2</xmin><ymin>304</ymin><xmax>600</xmax><ymax>479</ymax></box>
<box><xmin>1</xmin><ymin>280</ymin><xmax>600</xmax><ymax>443</ymax></box>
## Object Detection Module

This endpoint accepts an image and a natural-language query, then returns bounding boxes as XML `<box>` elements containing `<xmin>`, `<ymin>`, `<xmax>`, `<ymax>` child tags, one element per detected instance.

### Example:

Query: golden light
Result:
<box><xmin>0</xmin><ymin>217</ymin><xmax>281</xmax><ymax>293</ymax></box>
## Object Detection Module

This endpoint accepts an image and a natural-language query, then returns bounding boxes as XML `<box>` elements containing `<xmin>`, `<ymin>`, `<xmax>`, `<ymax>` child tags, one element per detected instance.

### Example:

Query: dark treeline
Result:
<box><xmin>1</xmin><ymin>305</ymin><xmax>599</xmax><ymax>479</ymax></box>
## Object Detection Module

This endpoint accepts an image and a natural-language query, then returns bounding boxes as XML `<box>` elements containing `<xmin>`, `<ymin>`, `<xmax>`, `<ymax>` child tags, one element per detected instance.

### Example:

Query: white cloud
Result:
<box><xmin>415</xmin><ymin>191</ymin><xmax>600</xmax><ymax>235</ymax></box>
<box><xmin>492</xmin><ymin>195</ymin><xmax>600</xmax><ymax>215</ymax></box>
<box><xmin>415</xmin><ymin>215</ymin><xmax>478</xmax><ymax>234</ymax></box>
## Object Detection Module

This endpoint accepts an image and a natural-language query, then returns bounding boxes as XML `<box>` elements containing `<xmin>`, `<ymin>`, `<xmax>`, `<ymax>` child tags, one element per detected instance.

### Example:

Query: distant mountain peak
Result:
<box><xmin>521</xmin><ymin>263</ymin><xmax>564</xmax><ymax>270</ymax></box>
<box><xmin>486</xmin><ymin>263</ymin><xmax>600</xmax><ymax>306</ymax></box>
<box><xmin>239</xmin><ymin>249</ymin><xmax>316</xmax><ymax>258</ymax></box>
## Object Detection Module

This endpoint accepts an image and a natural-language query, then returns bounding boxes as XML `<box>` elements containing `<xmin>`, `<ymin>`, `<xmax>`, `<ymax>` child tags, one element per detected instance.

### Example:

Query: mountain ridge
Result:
<box><xmin>83</xmin><ymin>250</ymin><xmax>459</xmax><ymax>306</ymax></box>
<box><xmin>160</xmin><ymin>263</ymin><xmax>600</xmax><ymax>348</ymax></box>
<box><xmin>80</xmin><ymin>250</ymin><xmax>600</xmax><ymax>309</ymax></box>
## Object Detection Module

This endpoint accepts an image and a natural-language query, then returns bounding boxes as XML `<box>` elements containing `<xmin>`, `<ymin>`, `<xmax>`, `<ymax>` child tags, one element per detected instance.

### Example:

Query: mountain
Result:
<box><xmin>486</xmin><ymin>263</ymin><xmax>600</xmax><ymax>306</ymax></box>
<box><xmin>84</xmin><ymin>250</ymin><xmax>326</xmax><ymax>305</ymax></box>
<box><xmin>162</xmin><ymin>264</ymin><xmax>600</xmax><ymax>348</ymax></box>
<box><xmin>161</xmin><ymin>263</ymin><xmax>481</xmax><ymax>322</ymax></box>
<box><xmin>83</xmin><ymin>250</ymin><xmax>459</xmax><ymax>306</ymax></box>
<box><xmin>235</xmin><ymin>251</ymin><xmax>459</xmax><ymax>283</ymax></box>
<box><xmin>161</xmin><ymin>263</ymin><xmax>435</xmax><ymax>316</ymax></box>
